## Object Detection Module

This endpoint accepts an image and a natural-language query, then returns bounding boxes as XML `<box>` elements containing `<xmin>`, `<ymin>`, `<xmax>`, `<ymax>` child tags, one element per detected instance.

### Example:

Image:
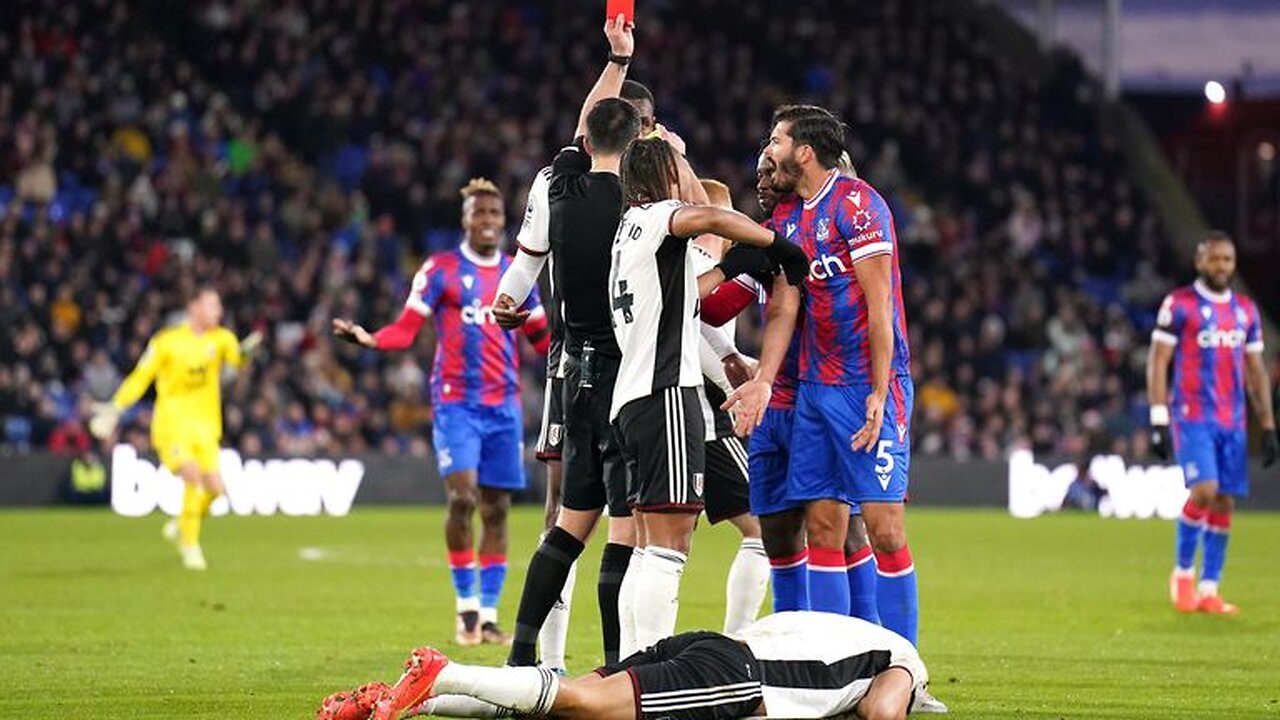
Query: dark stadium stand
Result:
<box><xmin>1</xmin><ymin>0</ymin><xmax>1269</xmax><ymax>462</ymax></box>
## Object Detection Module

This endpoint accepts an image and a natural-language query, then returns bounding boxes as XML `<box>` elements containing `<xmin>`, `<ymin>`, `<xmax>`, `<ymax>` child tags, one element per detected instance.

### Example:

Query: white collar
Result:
<box><xmin>460</xmin><ymin>242</ymin><xmax>501</xmax><ymax>267</ymax></box>
<box><xmin>803</xmin><ymin>169</ymin><xmax>840</xmax><ymax>210</ymax></box>
<box><xmin>1193</xmin><ymin>279</ymin><xmax>1232</xmax><ymax>304</ymax></box>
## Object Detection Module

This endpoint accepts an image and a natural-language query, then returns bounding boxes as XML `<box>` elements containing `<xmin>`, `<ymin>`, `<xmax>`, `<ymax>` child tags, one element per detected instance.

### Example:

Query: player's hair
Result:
<box><xmin>586</xmin><ymin>98</ymin><xmax>642</xmax><ymax>156</ymax></box>
<box><xmin>700</xmin><ymin>179</ymin><xmax>733</xmax><ymax>209</ymax></box>
<box><xmin>459</xmin><ymin>177</ymin><xmax>502</xmax><ymax>201</ymax></box>
<box><xmin>621</xmin><ymin>137</ymin><xmax>680</xmax><ymax>206</ymax></box>
<box><xmin>772</xmin><ymin>104</ymin><xmax>846</xmax><ymax>169</ymax></box>
<box><xmin>1197</xmin><ymin>229</ymin><xmax>1234</xmax><ymax>254</ymax></box>
<box><xmin>621</xmin><ymin>80</ymin><xmax>654</xmax><ymax>109</ymax></box>
<box><xmin>188</xmin><ymin>284</ymin><xmax>218</xmax><ymax>304</ymax></box>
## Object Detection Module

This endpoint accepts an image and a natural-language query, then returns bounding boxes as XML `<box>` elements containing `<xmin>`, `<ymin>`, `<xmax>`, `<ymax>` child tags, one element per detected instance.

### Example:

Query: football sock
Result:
<box><xmin>478</xmin><ymin>554</ymin><xmax>506</xmax><ymax>625</ymax></box>
<box><xmin>538</xmin><ymin>557</ymin><xmax>576</xmax><ymax>671</ymax></box>
<box><xmin>633</xmin><ymin>546</ymin><xmax>686</xmax><ymax>651</ymax></box>
<box><xmin>1200</xmin><ymin>511</ymin><xmax>1231</xmax><ymax>591</ymax></box>
<box><xmin>846</xmin><ymin>545</ymin><xmax>880</xmax><ymax>624</ymax></box>
<box><xmin>875</xmin><ymin>546</ymin><xmax>919</xmax><ymax>646</ymax></box>
<box><xmin>808</xmin><ymin>546</ymin><xmax>851</xmax><ymax>615</ymax></box>
<box><xmin>448</xmin><ymin>548</ymin><xmax>478</xmax><ymax>611</ymax></box>
<box><xmin>723</xmin><ymin>537</ymin><xmax>769</xmax><ymax>634</ymax></box>
<box><xmin>769</xmin><ymin>549</ymin><xmax>810</xmax><ymax>612</ymax></box>
<box><xmin>617</xmin><ymin>547</ymin><xmax>645</xmax><ymax>660</ymax></box>
<box><xmin>409</xmin><ymin>694</ymin><xmax>510</xmax><ymax>718</ymax></box>
<box><xmin>507</xmin><ymin>527</ymin><xmax>584</xmax><ymax>666</ymax></box>
<box><xmin>178</xmin><ymin>484</ymin><xmax>207</xmax><ymax>548</ymax></box>
<box><xmin>1175</xmin><ymin>498</ymin><xmax>1207</xmax><ymax>572</ymax></box>
<box><xmin>434</xmin><ymin>663</ymin><xmax>559</xmax><ymax>716</ymax></box>
<box><xmin>597</xmin><ymin>543</ymin><xmax>633</xmax><ymax>665</ymax></box>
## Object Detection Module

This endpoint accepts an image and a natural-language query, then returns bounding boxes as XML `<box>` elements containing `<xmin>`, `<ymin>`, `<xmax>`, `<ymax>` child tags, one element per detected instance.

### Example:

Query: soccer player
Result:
<box><xmin>1147</xmin><ymin>231</ymin><xmax>1277</xmax><ymax>614</ymax></box>
<box><xmin>610</xmin><ymin>136</ymin><xmax>808</xmax><ymax>652</ymax></box>
<box><xmin>332</xmin><ymin>178</ymin><xmax>550</xmax><ymax>646</ymax></box>
<box><xmin>319</xmin><ymin>611</ymin><xmax>928</xmax><ymax>720</ymax></box>
<box><xmin>737</xmin><ymin>106</ymin><xmax>918</xmax><ymax>646</ymax></box>
<box><xmin>89</xmin><ymin>287</ymin><xmax>261</xmax><ymax>570</ymax></box>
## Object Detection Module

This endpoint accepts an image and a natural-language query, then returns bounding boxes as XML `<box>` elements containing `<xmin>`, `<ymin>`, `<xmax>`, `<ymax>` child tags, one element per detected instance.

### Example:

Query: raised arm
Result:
<box><xmin>573</xmin><ymin>14</ymin><xmax>634</xmax><ymax>140</ymax></box>
<box><xmin>721</xmin><ymin>277</ymin><xmax>800</xmax><ymax>434</ymax></box>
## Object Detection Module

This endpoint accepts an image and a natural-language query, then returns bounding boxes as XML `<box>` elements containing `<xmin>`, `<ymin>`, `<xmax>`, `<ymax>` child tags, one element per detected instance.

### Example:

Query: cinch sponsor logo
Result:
<box><xmin>1196</xmin><ymin>328</ymin><xmax>1247</xmax><ymax>349</ymax></box>
<box><xmin>809</xmin><ymin>253</ymin><xmax>848</xmax><ymax>281</ymax></box>
<box><xmin>461</xmin><ymin>299</ymin><xmax>498</xmax><ymax>325</ymax></box>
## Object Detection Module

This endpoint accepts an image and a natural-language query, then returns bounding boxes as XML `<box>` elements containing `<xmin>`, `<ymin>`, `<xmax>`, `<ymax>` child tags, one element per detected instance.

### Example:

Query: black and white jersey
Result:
<box><xmin>735</xmin><ymin>612</ymin><xmax>928</xmax><ymax>718</ymax></box>
<box><xmin>516</xmin><ymin>165</ymin><xmax>565</xmax><ymax>380</ymax></box>
<box><xmin>690</xmin><ymin>243</ymin><xmax>738</xmax><ymax>441</ymax></box>
<box><xmin>608</xmin><ymin>199</ymin><xmax>703</xmax><ymax>420</ymax></box>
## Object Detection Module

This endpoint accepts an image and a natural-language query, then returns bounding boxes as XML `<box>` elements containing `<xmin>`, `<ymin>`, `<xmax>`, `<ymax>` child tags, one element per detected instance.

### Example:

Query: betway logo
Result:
<box><xmin>1007</xmin><ymin>450</ymin><xmax>1187</xmax><ymax>520</ymax></box>
<box><xmin>1197</xmin><ymin>328</ymin><xmax>1247</xmax><ymax>349</ymax></box>
<box><xmin>461</xmin><ymin>299</ymin><xmax>498</xmax><ymax>326</ymax></box>
<box><xmin>809</xmin><ymin>253</ymin><xmax>849</xmax><ymax>281</ymax></box>
<box><xmin>110</xmin><ymin>445</ymin><xmax>363</xmax><ymax>517</ymax></box>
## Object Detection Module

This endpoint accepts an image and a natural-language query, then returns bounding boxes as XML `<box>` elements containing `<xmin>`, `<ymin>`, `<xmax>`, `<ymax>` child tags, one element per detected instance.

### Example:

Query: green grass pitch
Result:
<box><xmin>2</xmin><ymin>507</ymin><xmax>1278</xmax><ymax>719</ymax></box>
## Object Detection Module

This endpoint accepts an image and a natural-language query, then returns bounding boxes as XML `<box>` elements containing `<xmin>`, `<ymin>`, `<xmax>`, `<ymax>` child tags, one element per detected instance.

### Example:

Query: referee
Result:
<box><xmin>493</xmin><ymin>14</ymin><xmax>640</xmax><ymax>667</ymax></box>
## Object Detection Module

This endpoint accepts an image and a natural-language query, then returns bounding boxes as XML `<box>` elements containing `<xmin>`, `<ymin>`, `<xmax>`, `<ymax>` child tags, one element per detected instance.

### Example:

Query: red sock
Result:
<box><xmin>874</xmin><ymin>546</ymin><xmax>914</xmax><ymax>578</ymax></box>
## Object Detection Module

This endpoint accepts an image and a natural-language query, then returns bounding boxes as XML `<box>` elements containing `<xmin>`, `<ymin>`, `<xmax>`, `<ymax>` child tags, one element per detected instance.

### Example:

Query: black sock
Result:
<box><xmin>597</xmin><ymin>542</ymin><xmax>634</xmax><ymax>665</ymax></box>
<box><xmin>507</xmin><ymin>527</ymin><xmax>585</xmax><ymax>666</ymax></box>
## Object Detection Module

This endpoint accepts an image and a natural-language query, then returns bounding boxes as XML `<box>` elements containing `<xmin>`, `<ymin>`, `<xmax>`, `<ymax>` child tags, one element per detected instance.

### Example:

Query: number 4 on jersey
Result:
<box><xmin>613</xmin><ymin>279</ymin><xmax>634</xmax><ymax>324</ymax></box>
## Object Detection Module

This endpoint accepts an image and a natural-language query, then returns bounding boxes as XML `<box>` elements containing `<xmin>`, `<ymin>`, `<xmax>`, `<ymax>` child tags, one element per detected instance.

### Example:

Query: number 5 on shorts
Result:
<box><xmin>875</xmin><ymin>439</ymin><xmax>894</xmax><ymax>491</ymax></box>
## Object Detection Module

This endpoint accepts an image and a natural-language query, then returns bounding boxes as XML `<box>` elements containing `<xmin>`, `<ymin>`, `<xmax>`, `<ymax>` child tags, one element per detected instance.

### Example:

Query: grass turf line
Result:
<box><xmin>1</xmin><ymin>507</ymin><xmax>1277</xmax><ymax>718</ymax></box>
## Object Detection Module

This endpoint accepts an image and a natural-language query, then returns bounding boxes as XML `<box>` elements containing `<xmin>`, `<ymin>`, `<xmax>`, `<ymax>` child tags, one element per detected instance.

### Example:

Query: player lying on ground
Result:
<box><xmin>1147</xmin><ymin>230</ymin><xmax>1277</xmax><ymax>614</ymax></box>
<box><xmin>90</xmin><ymin>287</ymin><xmax>261</xmax><ymax>570</ymax></box>
<box><xmin>318</xmin><ymin>611</ymin><xmax>928</xmax><ymax>720</ymax></box>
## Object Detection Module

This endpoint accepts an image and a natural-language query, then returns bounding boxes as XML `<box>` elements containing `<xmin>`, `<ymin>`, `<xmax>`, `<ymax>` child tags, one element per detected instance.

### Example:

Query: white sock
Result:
<box><xmin>617</xmin><ymin>547</ymin><xmax>645</xmax><ymax>659</ymax></box>
<box><xmin>723</xmin><ymin>537</ymin><xmax>769</xmax><ymax>635</ymax></box>
<box><xmin>434</xmin><ymin>664</ymin><xmax>559</xmax><ymax>716</ymax></box>
<box><xmin>479</xmin><ymin>606</ymin><xmax>498</xmax><ymax>626</ymax></box>
<box><xmin>456</xmin><ymin>596</ymin><xmax>480</xmax><ymax>614</ymax></box>
<box><xmin>407</xmin><ymin>694</ymin><xmax>512</xmax><ymax>718</ymax></box>
<box><xmin>634</xmin><ymin>546</ymin><xmax>686</xmax><ymax>651</ymax></box>
<box><xmin>1198</xmin><ymin>579</ymin><xmax>1220</xmax><ymax>596</ymax></box>
<box><xmin>538</xmin><ymin>559</ymin><xmax>577</xmax><ymax>670</ymax></box>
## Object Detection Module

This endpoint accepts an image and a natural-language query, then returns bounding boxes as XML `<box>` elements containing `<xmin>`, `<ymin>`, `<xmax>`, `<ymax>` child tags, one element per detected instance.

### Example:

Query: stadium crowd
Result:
<box><xmin>2</xmin><ymin>0</ymin><xmax>1271</xmax><ymax>463</ymax></box>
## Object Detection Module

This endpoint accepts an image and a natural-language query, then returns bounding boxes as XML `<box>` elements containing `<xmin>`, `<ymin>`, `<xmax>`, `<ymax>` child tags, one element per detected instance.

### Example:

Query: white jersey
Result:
<box><xmin>690</xmin><ymin>243</ymin><xmax>737</xmax><ymax>442</ymax></box>
<box><xmin>515</xmin><ymin>166</ymin><xmax>565</xmax><ymax>379</ymax></box>
<box><xmin>609</xmin><ymin>200</ymin><xmax>703</xmax><ymax>420</ymax></box>
<box><xmin>735</xmin><ymin>612</ymin><xmax>928</xmax><ymax>719</ymax></box>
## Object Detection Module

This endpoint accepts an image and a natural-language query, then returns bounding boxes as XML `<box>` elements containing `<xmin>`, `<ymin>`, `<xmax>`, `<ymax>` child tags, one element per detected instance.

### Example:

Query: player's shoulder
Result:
<box><xmin>423</xmin><ymin>249</ymin><xmax>462</xmax><ymax>272</ymax></box>
<box><xmin>1168</xmin><ymin>285</ymin><xmax>1199</xmax><ymax>305</ymax></box>
<box><xmin>628</xmin><ymin>199</ymin><xmax>683</xmax><ymax>224</ymax></box>
<box><xmin>837</xmin><ymin>176</ymin><xmax>889</xmax><ymax>213</ymax></box>
<box><xmin>1234</xmin><ymin>292</ymin><xmax>1259</xmax><ymax>314</ymax></box>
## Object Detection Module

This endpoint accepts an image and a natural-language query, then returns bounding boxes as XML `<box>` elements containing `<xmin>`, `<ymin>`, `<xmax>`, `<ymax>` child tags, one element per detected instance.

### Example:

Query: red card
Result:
<box><xmin>607</xmin><ymin>0</ymin><xmax>634</xmax><ymax>24</ymax></box>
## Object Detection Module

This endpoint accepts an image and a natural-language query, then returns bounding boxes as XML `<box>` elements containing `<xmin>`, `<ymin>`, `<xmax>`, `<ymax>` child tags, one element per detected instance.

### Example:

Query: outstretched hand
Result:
<box><xmin>721</xmin><ymin>378</ymin><xmax>772</xmax><ymax>437</ymax></box>
<box><xmin>331</xmin><ymin>318</ymin><xmax>377</xmax><ymax>348</ymax></box>
<box><xmin>849</xmin><ymin>391</ymin><xmax>886</xmax><ymax>452</ymax></box>
<box><xmin>492</xmin><ymin>294</ymin><xmax>530</xmax><ymax>330</ymax></box>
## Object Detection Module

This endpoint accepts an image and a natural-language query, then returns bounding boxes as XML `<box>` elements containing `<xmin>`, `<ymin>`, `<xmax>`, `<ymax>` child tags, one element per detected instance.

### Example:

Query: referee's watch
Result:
<box><xmin>608</xmin><ymin>53</ymin><xmax>631</xmax><ymax>67</ymax></box>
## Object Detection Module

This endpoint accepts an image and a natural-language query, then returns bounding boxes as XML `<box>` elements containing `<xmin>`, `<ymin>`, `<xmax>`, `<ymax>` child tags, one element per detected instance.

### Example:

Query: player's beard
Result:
<box><xmin>1200</xmin><ymin>271</ymin><xmax>1232</xmax><ymax>292</ymax></box>
<box><xmin>772</xmin><ymin>155</ymin><xmax>803</xmax><ymax>194</ymax></box>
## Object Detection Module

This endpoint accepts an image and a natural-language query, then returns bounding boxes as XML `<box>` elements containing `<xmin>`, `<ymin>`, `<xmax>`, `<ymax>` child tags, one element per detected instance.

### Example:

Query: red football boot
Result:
<box><xmin>317</xmin><ymin>681</ymin><xmax>391</xmax><ymax>720</ymax></box>
<box><xmin>1197</xmin><ymin>593</ymin><xmax>1239</xmax><ymax>615</ymax></box>
<box><xmin>370</xmin><ymin>647</ymin><xmax>450</xmax><ymax>720</ymax></box>
<box><xmin>1169</xmin><ymin>570</ymin><xmax>1198</xmax><ymax>613</ymax></box>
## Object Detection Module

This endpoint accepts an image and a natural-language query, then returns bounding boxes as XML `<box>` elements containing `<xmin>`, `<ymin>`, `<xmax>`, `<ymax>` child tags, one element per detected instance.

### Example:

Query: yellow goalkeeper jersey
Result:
<box><xmin>112</xmin><ymin>323</ymin><xmax>244</xmax><ymax>442</ymax></box>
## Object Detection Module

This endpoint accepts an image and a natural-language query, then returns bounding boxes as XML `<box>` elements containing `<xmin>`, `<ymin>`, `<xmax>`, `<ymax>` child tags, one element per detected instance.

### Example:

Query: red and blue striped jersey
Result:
<box><xmin>406</xmin><ymin>245</ymin><xmax>545</xmax><ymax>407</ymax></box>
<box><xmin>766</xmin><ymin>195</ymin><xmax>804</xmax><ymax>409</ymax></box>
<box><xmin>777</xmin><ymin>171</ymin><xmax>910</xmax><ymax>387</ymax></box>
<box><xmin>1152</xmin><ymin>281</ymin><xmax>1263</xmax><ymax>429</ymax></box>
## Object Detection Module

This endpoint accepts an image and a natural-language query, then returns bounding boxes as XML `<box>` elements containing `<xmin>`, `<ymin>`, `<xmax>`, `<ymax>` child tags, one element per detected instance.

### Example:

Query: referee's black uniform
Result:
<box><xmin>507</xmin><ymin>136</ymin><xmax>634</xmax><ymax>667</ymax></box>
<box><xmin>547</xmin><ymin>138</ymin><xmax>630</xmax><ymax>519</ymax></box>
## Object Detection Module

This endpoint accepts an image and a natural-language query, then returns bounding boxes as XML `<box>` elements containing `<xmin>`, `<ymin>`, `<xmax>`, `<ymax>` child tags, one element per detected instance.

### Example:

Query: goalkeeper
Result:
<box><xmin>91</xmin><ymin>287</ymin><xmax>261</xmax><ymax>570</ymax></box>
